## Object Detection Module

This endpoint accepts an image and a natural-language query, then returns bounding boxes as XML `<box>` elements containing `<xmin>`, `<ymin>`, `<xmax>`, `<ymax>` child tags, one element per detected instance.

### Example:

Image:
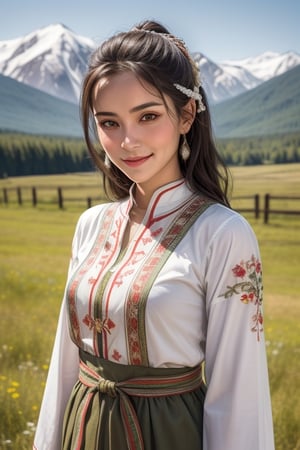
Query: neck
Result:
<box><xmin>133</xmin><ymin>177</ymin><xmax>184</xmax><ymax>209</ymax></box>
<box><xmin>133</xmin><ymin>184</ymin><xmax>149</xmax><ymax>210</ymax></box>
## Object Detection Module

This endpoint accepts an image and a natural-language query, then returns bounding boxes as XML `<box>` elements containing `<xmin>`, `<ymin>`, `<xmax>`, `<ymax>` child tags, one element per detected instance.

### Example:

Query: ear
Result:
<box><xmin>179</xmin><ymin>99</ymin><xmax>196</xmax><ymax>134</ymax></box>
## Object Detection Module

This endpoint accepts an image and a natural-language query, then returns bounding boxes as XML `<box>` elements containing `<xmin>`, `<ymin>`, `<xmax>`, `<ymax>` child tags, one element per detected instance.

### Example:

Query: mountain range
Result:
<box><xmin>0</xmin><ymin>24</ymin><xmax>300</xmax><ymax>138</ymax></box>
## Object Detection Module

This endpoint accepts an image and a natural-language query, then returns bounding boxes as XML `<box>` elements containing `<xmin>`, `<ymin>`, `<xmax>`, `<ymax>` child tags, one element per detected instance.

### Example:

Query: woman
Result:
<box><xmin>34</xmin><ymin>20</ymin><xmax>274</xmax><ymax>450</ymax></box>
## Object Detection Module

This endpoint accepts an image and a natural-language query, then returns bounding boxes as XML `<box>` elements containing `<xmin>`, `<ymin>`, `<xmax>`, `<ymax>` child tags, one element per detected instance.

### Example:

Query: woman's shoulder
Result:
<box><xmin>190</xmin><ymin>201</ymin><xmax>260</xmax><ymax>267</ymax></box>
<box><xmin>197</xmin><ymin>201</ymin><xmax>256</xmax><ymax>240</ymax></box>
<box><xmin>74</xmin><ymin>201</ymin><xmax>117</xmax><ymax>238</ymax></box>
<box><xmin>202</xmin><ymin>201</ymin><xmax>245</xmax><ymax>222</ymax></box>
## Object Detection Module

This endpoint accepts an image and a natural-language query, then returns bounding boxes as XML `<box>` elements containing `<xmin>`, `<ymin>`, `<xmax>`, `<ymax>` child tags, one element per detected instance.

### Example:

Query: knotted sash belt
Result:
<box><xmin>78</xmin><ymin>358</ymin><xmax>203</xmax><ymax>450</ymax></box>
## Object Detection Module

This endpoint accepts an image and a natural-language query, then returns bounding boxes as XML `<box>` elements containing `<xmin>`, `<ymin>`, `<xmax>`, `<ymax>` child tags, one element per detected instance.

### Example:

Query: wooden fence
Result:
<box><xmin>1</xmin><ymin>186</ymin><xmax>300</xmax><ymax>224</ymax></box>
<box><xmin>1</xmin><ymin>185</ymin><xmax>106</xmax><ymax>210</ymax></box>
<box><xmin>263</xmin><ymin>194</ymin><xmax>300</xmax><ymax>224</ymax></box>
<box><xmin>232</xmin><ymin>194</ymin><xmax>300</xmax><ymax>223</ymax></box>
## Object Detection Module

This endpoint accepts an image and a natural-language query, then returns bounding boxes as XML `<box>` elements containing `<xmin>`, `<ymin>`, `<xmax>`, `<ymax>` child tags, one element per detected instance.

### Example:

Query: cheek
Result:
<box><xmin>154</xmin><ymin>124</ymin><xmax>179</xmax><ymax>147</ymax></box>
<box><xmin>97</xmin><ymin>131</ymin><xmax>117</xmax><ymax>152</ymax></box>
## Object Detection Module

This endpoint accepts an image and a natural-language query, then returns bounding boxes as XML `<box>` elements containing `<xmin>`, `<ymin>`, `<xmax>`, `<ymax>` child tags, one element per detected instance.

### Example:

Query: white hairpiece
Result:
<box><xmin>173</xmin><ymin>84</ymin><xmax>206</xmax><ymax>113</ymax></box>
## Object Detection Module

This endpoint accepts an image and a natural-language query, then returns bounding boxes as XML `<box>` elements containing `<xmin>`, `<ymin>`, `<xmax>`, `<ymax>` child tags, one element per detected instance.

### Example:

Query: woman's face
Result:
<box><xmin>93</xmin><ymin>71</ymin><xmax>189</xmax><ymax>197</ymax></box>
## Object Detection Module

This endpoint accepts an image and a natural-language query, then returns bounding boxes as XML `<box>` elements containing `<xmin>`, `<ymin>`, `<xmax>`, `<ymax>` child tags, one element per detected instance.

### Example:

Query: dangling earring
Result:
<box><xmin>104</xmin><ymin>154</ymin><xmax>111</xmax><ymax>168</ymax></box>
<box><xmin>179</xmin><ymin>135</ymin><xmax>191</xmax><ymax>161</ymax></box>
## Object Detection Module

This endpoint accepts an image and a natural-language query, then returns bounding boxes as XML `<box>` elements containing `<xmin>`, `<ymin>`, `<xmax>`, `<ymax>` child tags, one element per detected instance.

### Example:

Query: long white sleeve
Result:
<box><xmin>32</xmin><ymin>214</ymin><xmax>90</xmax><ymax>450</ymax></box>
<box><xmin>33</xmin><ymin>296</ymin><xmax>79</xmax><ymax>450</ymax></box>
<box><xmin>33</xmin><ymin>204</ymin><xmax>108</xmax><ymax>449</ymax></box>
<box><xmin>203</xmin><ymin>214</ymin><xmax>274</xmax><ymax>450</ymax></box>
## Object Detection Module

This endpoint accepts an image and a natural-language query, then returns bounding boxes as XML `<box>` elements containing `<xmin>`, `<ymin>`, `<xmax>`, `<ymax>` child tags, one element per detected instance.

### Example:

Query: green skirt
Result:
<box><xmin>62</xmin><ymin>349</ymin><xmax>206</xmax><ymax>450</ymax></box>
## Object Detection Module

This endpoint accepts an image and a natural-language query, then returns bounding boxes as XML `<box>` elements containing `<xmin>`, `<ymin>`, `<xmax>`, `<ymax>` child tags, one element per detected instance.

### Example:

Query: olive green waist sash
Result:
<box><xmin>78</xmin><ymin>351</ymin><xmax>203</xmax><ymax>450</ymax></box>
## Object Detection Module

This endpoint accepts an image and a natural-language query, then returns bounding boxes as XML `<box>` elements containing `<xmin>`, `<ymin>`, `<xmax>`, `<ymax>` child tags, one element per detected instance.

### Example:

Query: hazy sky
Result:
<box><xmin>1</xmin><ymin>0</ymin><xmax>299</xmax><ymax>61</ymax></box>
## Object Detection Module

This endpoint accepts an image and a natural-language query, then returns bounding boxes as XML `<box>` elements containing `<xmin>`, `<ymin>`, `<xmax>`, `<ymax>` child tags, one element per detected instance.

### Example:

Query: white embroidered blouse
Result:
<box><xmin>34</xmin><ymin>179</ymin><xmax>274</xmax><ymax>450</ymax></box>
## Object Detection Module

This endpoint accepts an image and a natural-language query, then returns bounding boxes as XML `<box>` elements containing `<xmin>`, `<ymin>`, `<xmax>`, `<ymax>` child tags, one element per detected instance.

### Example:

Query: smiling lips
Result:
<box><xmin>122</xmin><ymin>154</ymin><xmax>153</xmax><ymax>167</ymax></box>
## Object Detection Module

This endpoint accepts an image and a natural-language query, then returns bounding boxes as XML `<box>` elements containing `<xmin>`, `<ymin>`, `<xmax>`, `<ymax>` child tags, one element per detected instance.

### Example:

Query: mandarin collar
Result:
<box><xmin>119</xmin><ymin>179</ymin><xmax>194</xmax><ymax>222</ymax></box>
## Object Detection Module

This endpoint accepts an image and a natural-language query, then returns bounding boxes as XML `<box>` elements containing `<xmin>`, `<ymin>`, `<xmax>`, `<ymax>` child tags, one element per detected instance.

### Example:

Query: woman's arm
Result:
<box><xmin>203</xmin><ymin>214</ymin><xmax>274</xmax><ymax>450</ymax></box>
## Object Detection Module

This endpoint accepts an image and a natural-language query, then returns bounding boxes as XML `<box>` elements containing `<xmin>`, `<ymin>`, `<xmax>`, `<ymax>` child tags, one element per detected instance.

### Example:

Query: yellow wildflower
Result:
<box><xmin>11</xmin><ymin>392</ymin><xmax>20</xmax><ymax>399</ymax></box>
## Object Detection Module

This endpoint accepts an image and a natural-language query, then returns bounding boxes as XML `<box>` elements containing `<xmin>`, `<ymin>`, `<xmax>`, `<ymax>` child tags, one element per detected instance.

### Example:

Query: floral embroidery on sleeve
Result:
<box><xmin>220</xmin><ymin>255</ymin><xmax>263</xmax><ymax>341</ymax></box>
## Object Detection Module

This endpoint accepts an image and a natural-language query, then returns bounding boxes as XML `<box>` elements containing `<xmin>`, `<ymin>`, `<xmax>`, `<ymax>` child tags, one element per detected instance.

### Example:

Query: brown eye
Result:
<box><xmin>100</xmin><ymin>120</ymin><xmax>118</xmax><ymax>128</ymax></box>
<box><xmin>141</xmin><ymin>113</ymin><xmax>157</xmax><ymax>121</ymax></box>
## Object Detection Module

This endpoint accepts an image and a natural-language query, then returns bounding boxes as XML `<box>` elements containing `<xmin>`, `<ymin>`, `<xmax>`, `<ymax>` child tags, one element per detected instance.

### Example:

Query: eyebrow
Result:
<box><xmin>94</xmin><ymin>101</ymin><xmax>163</xmax><ymax>117</ymax></box>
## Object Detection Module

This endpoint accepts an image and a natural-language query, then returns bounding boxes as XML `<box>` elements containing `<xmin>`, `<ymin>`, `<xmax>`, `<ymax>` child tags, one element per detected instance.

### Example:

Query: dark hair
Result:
<box><xmin>81</xmin><ymin>20</ymin><xmax>231</xmax><ymax>207</ymax></box>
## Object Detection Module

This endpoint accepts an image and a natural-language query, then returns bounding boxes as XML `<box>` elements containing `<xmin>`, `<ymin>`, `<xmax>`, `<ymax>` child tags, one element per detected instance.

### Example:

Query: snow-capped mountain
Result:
<box><xmin>0</xmin><ymin>24</ymin><xmax>95</xmax><ymax>103</ymax></box>
<box><xmin>222</xmin><ymin>51</ymin><xmax>300</xmax><ymax>82</ymax></box>
<box><xmin>0</xmin><ymin>24</ymin><xmax>299</xmax><ymax>105</ymax></box>
<box><xmin>199</xmin><ymin>50</ymin><xmax>300</xmax><ymax>104</ymax></box>
<box><xmin>193</xmin><ymin>53</ymin><xmax>261</xmax><ymax>104</ymax></box>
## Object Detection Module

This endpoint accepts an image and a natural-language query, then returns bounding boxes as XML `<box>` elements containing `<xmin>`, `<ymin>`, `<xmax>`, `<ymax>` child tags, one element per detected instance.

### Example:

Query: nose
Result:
<box><xmin>120</xmin><ymin>132</ymin><xmax>140</xmax><ymax>150</ymax></box>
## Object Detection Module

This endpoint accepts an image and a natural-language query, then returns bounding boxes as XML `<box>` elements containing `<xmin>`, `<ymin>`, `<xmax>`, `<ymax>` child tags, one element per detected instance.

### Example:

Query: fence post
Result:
<box><xmin>32</xmin><ymin>187</ymin><xmax>37</xmax><ymax>207</ymax></box>
<box><xmin>87</xmin><ymin>197</ymin><xmax>92</xmax><ymax>208</ymax></box>
<box><xmin>264</xmin><ymin>194</ymin><xmax>270</xmax><ymax>224</ymax></box>
<box><xmin>58</xmin><ymin>187</ymin><xmax>64</xmax><ymax>209</ymax></box>
<box><xmin>254</xmin><ymin>194</ymin><xmax>259</xmax><ymax>219</ymax></box>
<box><xmin>17</xmin><ymin>187</ymin><xmax>22</xmax><ymax>206</ymax></box>
<box><xmin>3</xmin><ymin>188</ymin><xmax>8</xmax><ymax>205</ymax></box>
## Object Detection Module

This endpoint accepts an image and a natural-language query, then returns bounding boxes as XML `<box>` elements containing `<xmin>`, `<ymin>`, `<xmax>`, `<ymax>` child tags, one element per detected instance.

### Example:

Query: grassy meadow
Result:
<box><xmin>0</xmin><ymin>163</ymin><xmax>300</xmax><ymax>449</ymax></box>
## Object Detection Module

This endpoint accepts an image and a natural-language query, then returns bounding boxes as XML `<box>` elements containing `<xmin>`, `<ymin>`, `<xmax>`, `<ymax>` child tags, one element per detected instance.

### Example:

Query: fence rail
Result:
<box><xmin>1</xmin><ymin>185</ymin><xmax>106</xmax><ymax>209</ymax></box>
<box><xmin>263</xmin><ymin>194</ymin><xmax>300</xmax><ymax>224</ymax></box>
<box><xmin>1</xmin><ymin>186</ymin><xmax>300</xmax><ymax>223</ymax></box>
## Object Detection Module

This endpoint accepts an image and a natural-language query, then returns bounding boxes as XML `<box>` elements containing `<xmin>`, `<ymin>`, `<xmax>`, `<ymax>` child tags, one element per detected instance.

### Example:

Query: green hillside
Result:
<box><xmin>211</xmin><ymin>65</ymin><xmax>300</xmax><ymax>138</ymax></box>
<box><xmin>0</xmin><ymin>74</ymin><xmax>82</xmax><ymax>137</ymax></box>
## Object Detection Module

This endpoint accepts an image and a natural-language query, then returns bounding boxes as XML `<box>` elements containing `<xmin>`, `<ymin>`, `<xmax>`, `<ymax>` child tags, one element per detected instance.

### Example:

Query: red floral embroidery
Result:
<box><xmin>112</xmin><ymin>349</ymin><xmax>122</xmax><ymax>362</ymax></box>
<box><xmin>104</xmin><ymin>241</ymin><xmax>111</xmax><ymax>250</ymax></box>
<box><xmin>232</xmin><ymin>264</ymin><xmax>246</xmax><ymax>278</ymax></box>
<box><xmin>240</xmin><ymin>292</ymin><xmax>255</xmax><ymax>303</ymax></box>
<box><xmin>142</xmin><ymin>236</ymin><xmax>152</xmax><ymax>245</ymax></box>
<box><xmin>220</xmin><ymin>255</ymin><xmax>264</xmax><ymax>341</ymax></box>
<box><xmin>66</xmin><ymin>203</ymin><xmax>119</xmax><ymax>346</ymax></box>
<box><xmin>151</xmin><ymin>227</ymin><xmax>163</xmax><ymax>238</ymax></box>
